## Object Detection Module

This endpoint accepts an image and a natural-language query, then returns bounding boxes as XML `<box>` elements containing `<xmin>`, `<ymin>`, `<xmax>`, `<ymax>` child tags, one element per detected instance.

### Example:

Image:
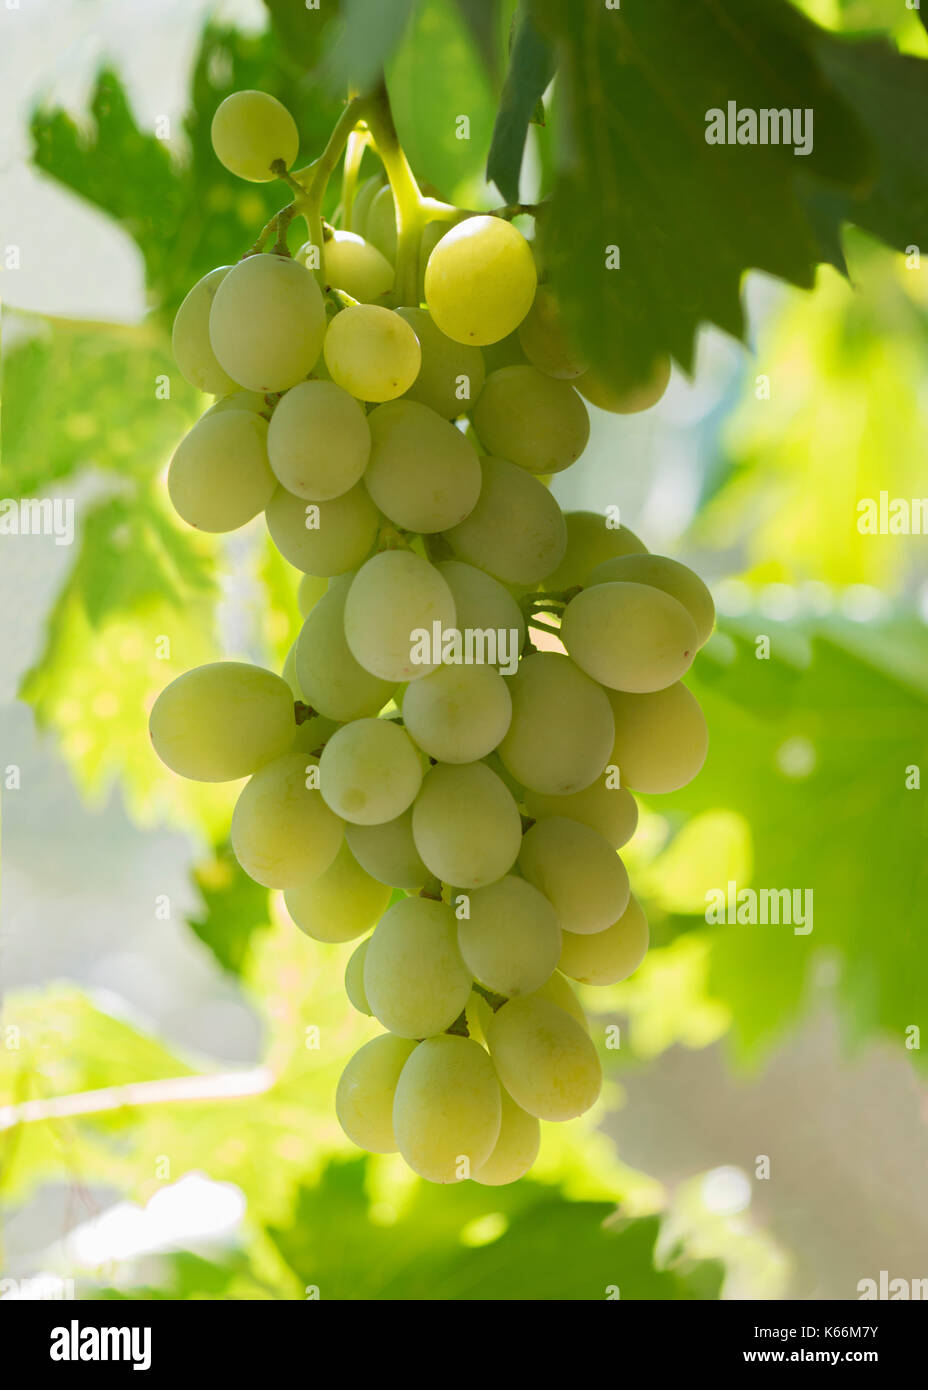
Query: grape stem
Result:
<box><xmin>444</xmin><ymin>1010</ymin><xmax>470</xmax><ymax>1038</ymax></box>
<box><xmin>472</xmin><ymin>982</ymin><xmax>508</xmax><ymax>1013</ymax></box>
<box><xmin>293</xmin><ymin>701</ymin><xmax>318</xmax><ymax>725</ymax></box>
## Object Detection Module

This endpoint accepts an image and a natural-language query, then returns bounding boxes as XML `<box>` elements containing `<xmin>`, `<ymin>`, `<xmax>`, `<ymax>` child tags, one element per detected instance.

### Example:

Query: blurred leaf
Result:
<box><xmin>449</xmin><ymin>0</ymin><xmax>505</xmax><ymax>77</ymax></box>
<box><xmin>258</xmin><ymin>534</ymin><xmax>303</xmax><ymax>672</ymax></box>
<box><xmin>487</xmin><ymin>6</ymin><xmax>555</xmax><ymax>202</ymax></box>
<box><xmin>323</xmin><ymin>0</ymin><xmax>421</xmax><ymax>93</ymax></box>
<box><xmin>262</xmin><ymin>0</ymin><xmax>341</xmax><ymax>70</ymax></box>
<box><xmin>187</xmin><ymin>846</ymin><xmax>271</xmax><ymax>977</ymax></box>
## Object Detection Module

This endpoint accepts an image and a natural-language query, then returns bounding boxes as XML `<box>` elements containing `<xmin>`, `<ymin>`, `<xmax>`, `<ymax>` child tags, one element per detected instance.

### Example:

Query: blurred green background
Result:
<box><xmin>1</xmin><ymin>0</ymin><xmax>927</xmax><ymax>1301</ymax></box>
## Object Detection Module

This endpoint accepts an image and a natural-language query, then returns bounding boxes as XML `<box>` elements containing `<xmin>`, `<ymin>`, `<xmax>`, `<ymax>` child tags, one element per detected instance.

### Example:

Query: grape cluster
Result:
<box><xmin>152</xmin><ymin>90</ymin><xmax>712</xmax><ymax>1185</ymax></box>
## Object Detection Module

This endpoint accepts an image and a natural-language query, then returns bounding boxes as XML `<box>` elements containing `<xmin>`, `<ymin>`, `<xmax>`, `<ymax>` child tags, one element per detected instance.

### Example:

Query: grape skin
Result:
<box><xmin>149</xmin><ymin>662</ymin><xmax>295</xmax><ymax>783</ymax></box>
<box><xmin>344</xmin><ymin>938</ymin><xmax>373</xmax><ymax>1014</ymax></box>
<box><xmin>587</xmin><ymin>553</ymin><xmax>716</xmax><ymax>649</ymax></box>
<box><xmin>209</xmin><ymin>254</ymin><xmax>326</xmax><ymax>394</ymax></box>
<box><xmin>402</xmin><ymin>663</ymin><xmax>512</xmax><ymax>764</ymax></box>
<box><xmin>322</xmin><ymin>230</ymin><xmax>394</xmax><ymax>303</ymax></box>
<box><xmin>519</xmin><ymin>816</ymin><xmax>630</xmax><ymax>935</ymax></box>
<box><xmin>577</xmin><ymin>356</ymin><xmax>671</xmax><ymax>414</ymax></box>
<box><xmin>319</xmin><ymin>717</ymin><xmax>423</xmax><ymax>825</ymax></box>
<box><xmin>523</xmin><ymin>778</ymin><xmax>638</xmax><ymax>850</ymax></box>
<box><xmin>344</xmin><ymin>550</ymin><xmax>457</xmax><ymax>683</ymax></box>
<box><xmin>295</xmin><ymin>574</ymin><xmax>396</xmax><ymax>722</ymax></box>
<box><xmin>561</xmin><ymin>582</ymin><xmax>698</xmax><ymax>693</ymax></box>
<box><xmin>172</xmin><ymin>267</ymin><xmax>238</xmax><ymax>395</ymax></box>
<box><xmin>363</xmin><ymin>399</ymin><xmax>481</xmax><ymax>534</ymax></box>
<box><xmin>397</xmin><ymin>307</ymin><xmax>486</xmax><ymax>420</ymax></box>
<box><xmin>231</xmin><ymin>751</ymin><xmax>343</xmax><ymax>889</ymax></box>
<box><xmin>336</xmin><ymin>1034</ymin><xmax>419</xmax><ymax>1154</ymax></box>
<box><xmin>363</xmin><ymin>897</ymin><xmax>473</xmax><ymax>1039</ymax></box>
<box><xmin>168</xmin><ymin>410</ymin><xmax>276</xmax><ymax>533</ymax></box>
<box><xmin>425</xmin><ymin>215</ymin><xmax>537</xmax><ymax>346</ymax></box>
<box><xmin>542</xmin><ymin>510</ymin><xmax>648</xmax><ymax>592</ymax></box>
<box><xmin>472</xmin><ymin>366</ymin><xmax>590</xmax><ymax>475</ymax></box>
<box><xmin>324</xmin><ymin>305</ymin><xmax>421</xmax><ymax>403</ymax></box>
<box><xmin>267</xmin><ymin>380</ymin><xmax>371</xmax><ymax>501</ymax></box>
<box><xmin>498</xmin><ymin>652</ymin><xmax>614</xmax><ymax>797</ymax></box>
<box><xmin>210</xmin><ymin>90</ymin><xmax>299</xmax><ymax>182</ymax></box>
<box><xmin>446</xmin><ymin>455</ymin><xmax>567</xmax><ymax>587</ymax></box>
<box><xmin>607</xmin><ymin>682</ymin><xmax>708</xmax><ymax>794</ymax></box>
<box><xmin>345</xmin><ymin>808</ymin><xmax>429</xmax><ymax>890</ymax></box>
<box><xmin>412</xmin><ymin>761</ymin><xmax>522</xmax><ymax>889</ymax></box>
<box><xmin>487</xmin><ymin>996</ymin><xmax>602</xmax><ymax>1122</ymax></box>
<box><xmin>265</xmin><ymin>482</ymin><xmax>380</xmax><ymax>576</ymax></box>
<box><xmin>456</xmin><ymin>875</ymin><xmax>561</xmax><ymax>998</ymax></box>
<box><xmin>559</xmin><ymin>894</ymin><xmax>649</xmax><ymax>986</ymax></box>
<box><xmin>472</xmin><ymin>1089</ymin><xmax>541</xmax><ymax>1186</ymax></box>
<box><xmin>284</xmin><ymin>841</ymin><xmax>391</xmax><ymax>944</ymax></box>
<box><xmin>517</xmin><ymin>285</ymin><xmax>588</xmax><ymax>380</ymax></box>
<box><xmin>435</xmin><ymin>560</ymin><xmax>526</xmax><ymax>660</ymax></box>
<box><xmin>392</xmin><ymin>1035</ymin><xmax>502</xmax><ymax>1183</ymax></box>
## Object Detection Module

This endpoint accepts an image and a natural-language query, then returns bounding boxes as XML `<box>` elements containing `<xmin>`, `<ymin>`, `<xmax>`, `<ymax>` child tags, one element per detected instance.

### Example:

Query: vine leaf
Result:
<box><xmin>188</xmin><ymin>846</ymin><xmax>271</xmax><ymax>976</ymax></box>
<box><xmin>448</xmin><ymin>0</ymin><xmax>504</xmax><ymax>78</ymax></box>
<box><xmin>322</xmin><ymin>0</ymin><xmax>421</xmax><ymax>93</ymax></box>
<box><xmin>487</xmin><ymin>7</ymin><xmax>555</xmax><ymax>203</ymax></box>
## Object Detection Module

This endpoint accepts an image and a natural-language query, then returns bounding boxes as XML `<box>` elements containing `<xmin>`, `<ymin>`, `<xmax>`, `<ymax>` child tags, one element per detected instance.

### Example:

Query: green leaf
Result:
<box><xmin>487</xmin><ymin>8</ymin><xmax>555</xmax><ymax>203</ymax></box>
<box><xmin>323</xmin><ymin>0</ymin><xmax>421</xmax><ymax>93</ymax></box>
<box><xmin>449</xmin><ymin>0</ymin><xmax>507</xmax><ymax>78</ymax></box>
<box><xmin>187</xmin><ymin>845</ymin><xmax>272</xmax><ymax>977</ymax></box>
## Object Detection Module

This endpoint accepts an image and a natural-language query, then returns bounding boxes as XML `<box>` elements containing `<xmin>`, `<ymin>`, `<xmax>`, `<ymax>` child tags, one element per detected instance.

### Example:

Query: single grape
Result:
<box><xmin>230</xmin><ymin>752</ymin><xmax>343</xmax><ymax>889</ymax></box>
<box><xmin>344</xmin><ymin>937</ymin><xmax>373</xmax><ymax>1014</ymax></box>
<box><xmin>319</xmin><ymin>717</ymin><xmax>422</xmax><ymax>825</ymax></box>
<box><xmin>456</xmin><ymin>875</ymin><xmax>561</xmax><ymax>997</ymax></box>
<box><xmin>402</xmin><ymin>664</ymin><xmax>512</xmax><ymax>764</ymax></box>
<box><xmin>587</xmin><ymin>554</ymin><xmax>715</xmax><ymax>648</ymax></box>
<box><xmin>472</xmin><ymin>366</ymin><xmax>590</xmax><ymax>475</ymax></box>
<box><xmin>336</xmin><ymin>1034</ymin><xmax>419</xmax><ymax>1153</ymax></box>
<box><xmin>364</xmin><ymin>896</ymin><xmax>473</xmax><ymax>1038</ymax></box>
<box><xmin>365</xmin><ymin>184</ymin><xmax>398</xmax><ymax>262</ymax></box>
<box><xmin>396</xmin><ymin>307</ymin><xmax>486</xmax><ymax>420</ymax></box>
<box><xmin>543</xmin><ymin>510</ymin><xmax>648</xmax><ymax>592</ymax></box>
<box><xmin>324</xmin><ymin>305</ymin><xmax>421</xmax><ymax>403</ymax></box>
<box><xmin>267</xmin><ymin>380</ymin><xmax>371</xmax><ymax>501</ymax></box>
<box><xmin>472</xmin><ymin>1088</ymin><xmax>541</xmax><ymax>1186</ymax></box>
<box><xmin>425</xmin><ymin>215</ymin><xmax>536</xmax><ymax>346</ymax></box>
<box><xmin>411</xmin><ymin>761</ymin><xmax>522</xmax><ymax>889</ymax></box>
<box><xmin>519</xmin><ymin>816</ymin><xmax>630</xmax><ymax>935</ymax></box>
<box><xmin>607</xmin><ymin>683</ymin><xmax>708</xmax><ymax>793</ymax></box>
<box><xmin>498</xmin><ymin>652</ymin><xmax>614</xmax><ymax>796</ymax></box>
<box><xmin>345</xmin><ymin>807</ymin><xmax>429</xmax><ymax>890</ymax></box>
<box><xmin>209</xmin><ymin>253</ymin><xmax>326</xmax><ymax>392</ymax></box>
<box><xmin>560</xmin><ymin>894</ymin><xmax>649</xmax><ymax>986</ymax></box>
<box><xmin>322</xmin><ymin>230</ymin><xmax>394</xmax><ymax>303</ymax></box>
<box><xmin>297</xmin><ymin>572</ymin><xmax>329</xmax><ymax>618</ymax></box>
<box><xmin>532</xmin><ymin>971</ymin><xmax>589</xmax><ymax>1032</ymax></box>
<box><xmin>446</xmin><ymin>455</ymin><xmax>567</xmax><ymax>586</ymax></box>
<box><xmin>210</xmin><ymin>90</ymin><xmax>299</xmax><ymax>182</ymax></box>
<box><xmin>435</xmin><ymin>560</ymin><xmax>526</xmax><ymax>663</ymax></box>
<box><xmin>392</xmin><ymin>1035</ymin><xmax>501</xmax><ymax>1183</ymax></box>
<box><xmin>576</xmin><ymin>356</ymin><xmax>672</xmax><ymax>414</ymax></box>
<box><xmin>486</xmin><ymin>996</ymin><xmax>602</xmax><ymax>1121</ymax></box>
<box><xmin>523</xmin><ymin>777</ymin><xmax>638</xmax><ymax>850</ymax></box>
<box><xmin>168</xmin><ymin>410</ymin><xmax>275</xmax><ymax>533</ymax></box>
<box><xmin>363</xmin><ymin>400</ymin><xmax>481</xmax><ymax>533</ymax></box>
<box><xmin>265</xmin><ymin>481</ymin><xmax>380</xmax><ymax>575</ymax></box>
<box><xmin>517</xmin><ymin>285</ymin><xmax>588</xmax><ymax>379</ymax></box>
<box><xmin>172</xmin><ymin>267</ymin><xmax>238</xmax><ymax>395</ymax></box>
<box><xmin>285</xmin><ymin>840</ymin><xmax>391</xmax><ymax>943</ymax></box>
<box><xmin>561</xmin><ymin>582</ymin><xmax>697</xmax><ymax>692</ymax></box>
<box><xmin>344</xmin><ymin>550</ymin><xmax>457</xmax><ymax>683</ymax></box>
<box><xmin>350</xmin><ymin>174</ymin><xmax>386</xmax><ymax>237</ymax></box>
<box><xmin>149</xmin><ymin>661</ymin><xmax>294</xmax><ymax>782</ymax></box>
<box><xmin>295</xmin><ymin>574</ymin><xmax>396</xmax><ymax>722</ymax></box>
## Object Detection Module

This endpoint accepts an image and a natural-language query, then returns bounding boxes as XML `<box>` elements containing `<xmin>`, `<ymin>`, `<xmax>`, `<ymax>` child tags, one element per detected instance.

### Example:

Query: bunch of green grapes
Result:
<box><xmin>153</xmin><ymin>89</ymin><xmax>710</xmax><ymax>1186</ymax></box>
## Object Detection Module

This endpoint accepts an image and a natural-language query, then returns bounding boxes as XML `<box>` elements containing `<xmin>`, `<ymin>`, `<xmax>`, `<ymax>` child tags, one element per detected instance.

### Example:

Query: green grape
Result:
<box><xmin>363</xmin><ymin>400</ymin><xmax>481</xmax><ymax>533</ymax></box>
<box><xmin>472</xmin><ymin>1088</ymin><xmax>541</xmax><ymax>1186</ymax></box>
<box><xmin>587</xmin><ymin>554</ymin><xmax>715</xmax><ymax>649</ymax></box>
<box><xmin>576</xmin><ymin>356</ymin><xmax>672</xmax><ymax>414</ymax></box>
<box><xmin>349</xmin><ymin>173</ymin><xmax>385</xmax><ymax>236</ymax></box>
<box><xmin>543</xmin><ymin>510</ymin><xmax>648</xmax><ymax>592</ymax></box>
<box><xmin>486</xmin><ymin>996</ymin><xmax>602</xmax><ymax>1121</ymax></box>
<box><xmin>335</xmin><ymin>1034</ymin><xmax>418</xmax><ymax>1153</ymax></box>
<box><xmin>465</xmin><ymin>988</ymin><xmax>492</xmax><ymax>1044</ymax></box>
<box><xmin>532</xmin><ymin>971</ymin><xmax>589</xmax><ymax>1032</ymax></box>
<box><xmin>481</xmin><ymin>328</ymin><xmax>529</xmax><ymax>374</ymax></box>
<box><xmin>446</xmin><ymin>456</ymin><xmax>567</xmax><ymax>587</ymax></box>
<box><xmin>519</xmin><ymin>816</ymin><xmax>630</xmax><ymax>935</ymax></box>
<box><xmin>411</xmin><ymin>761</ymin><xmax>522</xmax><ymax>889</ymax></box>
<box><xmin>204</xmin><ymin>389</ymin><xmax>271</xmax><ymax>418</ymax></box>
<box><xmin>231</xmin><ymin>751</ymin><xmax>343</xmax><ymax>888</ymax></box>
<box><xmin>324</xmin><ymin>305</ymin><xmax>420</xmax><ymax>403</ymax></box>
<box><xmin>345</xmin><ymin>937</ymin><xmax>373</xmax><ymax>1014</ymax></box>
<box><xmin>172</xmin><ymin>267</ymin><xmax>238</xmax><ymax>395</ymax></box>
<box><xmin>416</xmin><ymin>216</ymin><xmax>464</xmax><ymax>304</ymax></box>
<box><xmin>323</xmin><ymin>230</ymin><xmax>394</xmax><ymax>303</ymax></box>
<box><xmin>297</xmin><ymin>572</ymin><xmax>329</xmax><ymax>618</ymax></box>
<box><xmin>267</xmin><ymin>380</ymin><xmax>371</xmax><ymax>501</ymax></box>
<box><xmin>209</xmin><ymin>253</ymin><xmax>326</xmax><ymax>392</ymax></box>
<box><xmin>285</xmin><ymin>840</ymin><xmax>391</xmax><ymax>943</ymax></box>
<box><xmin>344</xmin><ymin>550</ymin><xmax>457</xmax><ymax>683</ymax></box>
<box><xmin>345</xmin><ymin>807</ymin><xmax>429</xmax><ymax>890</ymax></box>
<box><xmin>363</xmin><ymin>897</ymin><xmax>473</xmax><ymax>1038</ymax></box>
<box><xmin>149</xmin><ymin>661</ymin><xmax>294</xmax><ymax>782</ymax></box>
<box><xmin>498</xmin><ymin>653</ymin><xmax>614</xmax><ymax>796</ymax></box>
<box><xmin>424</xmin><ymin>215</ymin><xmax>537</xmax><ymax>346</ymax></box>
<box><xmin>392</xmin><ymin>1035</ymin><xmax>502</xmax><ymax>1183</ymax></box>
<box><xmin>402</xmin><ymin>664</ymin><xmax>512</xmax><ymax>764</ymax></box>
<box><xmin>210</xmin><ymin>90</ymin><xmax>299</xmax><ymax>182</ymax></box>
<box><xmin>281</xmin><ymin>644</ymin><xmax>301</xmax><ymax>699</ymax></box>
<box><xmin>517</xmin><ymin>285</ymin><xmax>588</xmax><ymax>380</ymax></box>
<box><xmin>396</xmin><ymin>308</ymin><xmax>486</xmax><ymax>420</ymax></box>
<box><xmin>472</xmin><ymin>367</ymin><xmax>590</xmax><ymax>475</ymax></box>
<box><xmin>265</xmin><ymin>482</ymin><xmax>380</xmax><ymax>576</ymax></box>
<box><xmin>561</xmin><ymin>582</ymin><xmax>697</xmax><ymax>693</ymax></box>
<box><xmin>365</xmin><ymin>184</ymin><xmax>398</xmax><ymax>262</ymax></box>
<box><xmin>435</xmin><ymin>561</ymin><xmax>525</xmax><ymax>661</ymax></box>
<box><xmin>295</xmin><ymin>574</ymin><xmax>396</xmax><ymax>722</ymax></box>
<box><xmin>168</xmin><ymin>410</ymin><xmax>276</xmax><ymax>533</ymax></box>
<box><xmin>560</xmin><ymin>894</ymin><xmax>649</xmax><ymax>986</ymax></box>
<box><xmin>456</xmin><ymin>875</ymin><xmax>561</xmax><ymax>997</ymax></box>
<box><xmin>319</xmin><ymin>717</ymin><xmax>422</xmax><ymax>824</ymax></box>
<box><xmin>607</xmin><ymin>683</ymin><xmax>708</xmax><ymax>793</ymax></box>
<box><xmin>523</xmin><ymin>776</ymin><xmax>638</xmax><ymax>850</ymax></box>
<box><xmin>290</xmin><ymin>711</ymin><xmax>339</xmax><ymax>754</ymax></box>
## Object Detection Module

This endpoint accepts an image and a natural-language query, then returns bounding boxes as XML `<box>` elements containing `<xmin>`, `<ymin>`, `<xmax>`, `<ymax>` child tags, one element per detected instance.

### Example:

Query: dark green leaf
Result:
<box><xmin>449</xmin><ymin>0</ymin><xmax>505</xmax><ymax>77</ymax></box>
<box><xmin>187</xmin><ymin>845</ymin><xmax>272</xmax><ymax>977</ymax></box>
<box><xmin>487</xmin><ymin>8</ymin><xmax>555</xmax><ymax>203</ymax></box>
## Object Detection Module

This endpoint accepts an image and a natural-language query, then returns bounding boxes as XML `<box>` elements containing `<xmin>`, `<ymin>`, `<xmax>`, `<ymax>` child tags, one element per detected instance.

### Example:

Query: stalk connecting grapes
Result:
<box><xmin>153</xmin><ymin>86</ymin><xmax>713</xmax><ymax>1186</ymax></box>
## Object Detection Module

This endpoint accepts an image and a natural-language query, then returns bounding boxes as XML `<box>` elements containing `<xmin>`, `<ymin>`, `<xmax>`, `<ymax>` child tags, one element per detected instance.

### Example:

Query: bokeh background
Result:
<box><xmin>1</xmin><ymin>0</ymin><xmax>927</xmax><ymax>1301</ymax></box>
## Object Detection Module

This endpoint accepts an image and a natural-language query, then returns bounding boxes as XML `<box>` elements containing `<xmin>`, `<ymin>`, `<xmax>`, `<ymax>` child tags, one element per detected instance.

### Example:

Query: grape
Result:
<box><xmin>172</xmin><ymin>267</ymin><xmax>238</xmax><ymax>395</ymax></box>
<box><xmin>319</xmin><ymin>717</ymin><xmax>422</xmax><ymax>824</ymax></box>
<box><xmin>392</xmin><ymin>1035</ymin><xmax>501</xmax><ymax>1183</ymax></box>
<box><xmin>517</xmin><ymin>285</ymin><xmax>587</xmax><ymax>380</ymax></box>
<box><xmin>498</xmin><ymin>652</ymin><xmax>614</xmax><ymax>796</ymax></box>
<box><xmin>587</xmin><ymin>554</ymin><xmax>715</xmax><ymax>649</ymax></box>
<box><xmin>543</xmin><ymin>510</ymin><xmax>648</xmax><ymax>592</ymax></box>
<box><xmin>285</xmin><ymin>840</ymin><xmax>391</xmax><ymax>943</ymax></box>
<box><xmin>482</xmin><ymin>328</ymin><xmax>529</xmax><ymax>374</ymax></box>
<box><xmin>267</xmin><ymin>381</ymin><xmax>371</xmax><ymax>501</ymax></box>
<box><xmin>519</xmin><ymin>816</ymin><xmax>630</xmax><ymax>935</ymax></box>
<box><xmin>607</xmin><ymin>683</ymin><xmax>708</xmax><ymax>793</ymax></box>
<box><xmin>295</xmin><ymin>574</ymin><xmax>396</xmax><ymax>722</ymax></box>
<box><xmin>345</xmin><ymin>808</ymin><xmax>429</xmax><ymax>890</ymax></box>
<box><xmin>472</xmin><ymin>367</ymin><xmax>590</xmax><ymax>475</ymax></box>
<box><xmin>149</xmin><ymin>661</ymin><xmax>294</xmax><ymax>782</ymax></box>
<box><xmin>281</xmin><ymin>644</ymin><xmax>301</xmax><ymax>700</ymax></box>
<box><xmin>424</xmin><ymin>215</ymin><xmax>536</xmax><ymax>346</ymax></box>
<box><xmin>465</xmin><ymin>989</ymin><xmax>492</xmax><ymax>1044</ymax></box>
<box><xmin>204</xmin><ymin>388</ymin><xmax>271</xmax><ymax>418</ymax></box>
<box><xmin>168</xmin><ymin>410</ymin><xmax>276</xmax><ymax>533</ymax></box>
<box><xmin>523</xmin><ymin>777</ymin><xmax>638</xmax><ymax>850</ymax></box>
<box><xmin>210</xmin><ymin>90</ymin><xmax>299</xmax><ymax>182</ymax></box>
<box><xmin>290</xmin><ymin>711</ymin><xmax>339</xmax><ymax>754</ymax></box>
<box><xmin>411</xmin><ymin>761</ymin><xmax>522</xmax><ymax>889</ymax></box>
<box><xmin>435</xmin><ymin>560</ymin><xmax>526</xmax><ymax>662</ymax></box>
<box><xmin>457</xmin><ymin>875</ymin><xmax>561</xmax><ymax>997</ymax></box>
<box><xmin>577</xmin><ymin>356</ymin><xmax>671</xmax><ymax>414</ymax></box>
<box><xmin>350</xmin><ymin>174</ymin><xmax>385</xmax><ymax>236</ymax></box>
<box><xmin>231</xmin><ymin>751</ymin><xmax>343</xmax><ymax>888</ymax></box>
<box><xmin>472</xmin><ymin>1089</ymin><xmax>541</xmax><ymax>1186</ymax></box>
<box><xmin>533</xmin><ymin>972</ymin><xmax>589</xmax><ymax>1032</ymax></box>
<box><xmin>363</xmin><ymin>896</ymin><xmax>473</xmax><ymax>1038</ymax></box>
<box><xmin>297</xmin><ymin>572</ymin><xmax>329</xmax><ymax>618</ymax></box>
<box><xmin>209</xmin><ymin>254</ymin><xmax>326</xmax><ymax>393</ymax></box>
<box><xmin>402</xmin><ymin>664</ymin><xmax>512</xmax><ymax>764</ymax></box>
<box><xmin>345</xmin><ymin>938</ymin><xmax>373</xmax><ymax>1014</ymax></box>
<box><xmin>396</xmin><ymin>308</ymin><xmax>486</xmax><ymax>420</ymax></box>
<box><xmin>323</xmin><ymin>230</ymin><xmax>394</xmax><ymax>303</ymax></box>
<box><xmin>344</xmin><ymin>550</ymin><xmax>456</xmax><ymax>682</ymax></box>
<box><xmin>363</xmin><ymin>400</ymin><xmax>481</xmax><ymax>533</ymax></box>
<box><xmin>560</xmin><ymin>894</ymin><xmax>649</xmax><ymax>986</ymax></box>
<box><xmin>336</xmin><ymin>1034</ymin><xmax>418</xmax><ymax>1153</ymax></box>
<box><xmin>561</xmin><ymin>582</ymin><xmax>697</xmax><ymax>693</ymax></box>
<box><xmin>265</xmin><ymin>482</ymin><xmax>380</xmax><ymax>576</ymax></box>
<box><xmin>486</xmin><ymin>996</ymin><xmax>602</xmax><ymax>1121</ymax></box>
<box><xmin>323</xmin><ymin>305</ymin><xmax>421</xmax><ymax>403</ymax></box>
<box><xmin>365</xmin><ymin>184</ymin><xmax>398</xmax><ymax>262</ymax></box>
<box><xmin>446</xmin><ymin>455</ymin><xmax>567</xmax><ymax>586</ymax></box>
